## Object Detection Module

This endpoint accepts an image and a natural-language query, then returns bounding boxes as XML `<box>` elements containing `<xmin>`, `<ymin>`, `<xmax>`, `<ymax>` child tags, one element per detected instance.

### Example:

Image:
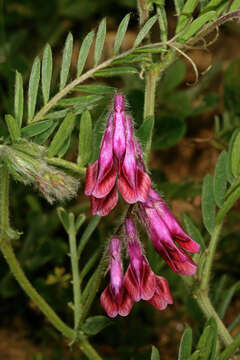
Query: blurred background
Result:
<box><xmin>1</xmin><ymin>0</ymin><xmax>240</xmax><ymax>359</ymax></box>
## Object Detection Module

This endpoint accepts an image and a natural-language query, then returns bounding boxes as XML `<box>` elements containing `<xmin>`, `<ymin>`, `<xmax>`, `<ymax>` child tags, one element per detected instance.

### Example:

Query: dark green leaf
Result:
<box><xmin>112</xmin><ymin>53</ymin><xmax>150</xmax><ymax>65</ymax></box>
<box><xmin>224</xmin><ymin>60</ymin><xmax>240</xmax><ymax>114</ymax></box>
<box><xmin>77</xmin><ymin>30</ymin><xmax>95</xmax><ymax>77</ymax></box>
<box><xmin>176</xmin><ymin>0</ymin><xmax>199</xmax><ymax>33</ymax></box>
<box><xmin>78</xmin><ymin>110</ymin><xmax>92</xmax><ymax>166</ymax></box>
<box><xmin>5</xmin><ymin>114</ymin><xmax>21</xmax><ymax>142</ymax></box>
<box><xmin>59</xmin><ymin>94</ymin><xmax>102</xmax><ymax>107</ymax></box>
<box><xmin>113</xmin><ymin>13</ymin><xmax>130</xmax><ymax>56</ymax></box>
<box><xmin>196</xmin><ymin>319</ymin><xmax>217</xmax><ymax>360</ymax></box>
<box><xmin>28</xmin><ymin>56</ymin><xmax>40</xmax><ymax>122</ymax></box>
<box><xmin>214</xmin><ymin>151</ymin><xmax>228</xmax><ymax>207</ymax></box>
<box><xmin>60</xmin><ymin>33</ymin><xmax>73</xmax><ymax>90</ymax></box>
<box><xmin>179</xmin><ymin>11</ymin><xmax>216</xmax><ymax>41</ymax></box>
<box><xmin>21</xmin><ymin>120</ymin><xmax>54</xmax><ymax>138</ymax></box>
<box><xmin>153</xmin><ymin>115</ymin><xmax>186</xmax><ymax>149</ymax></box>
<box><xmin>94</xmin><ymin>18</ymin><xmax>106</xmax><ymax>66</ymax></box>
<box><xmin>151</xmin><ymin>345</ymin><xmax>160</xmax><ymax>360</ymax></box>
<box><xmin>14</xmin><ymin>71</ymin><xmax>24</xmax><ymax>128</ymax></box>
<box><xmin>226</xmin><ymin>129</ymin><xmax>240</xmax><ymax>183</ymax></box>
<box><xmin>231</xmin><ymin>131</ymin><xmax>240</xmax><ymax>177</ymax></box>
<box><xmin>217</xmin><ymin>281</ymin><xmax>240</xmax><ymax>319</ymax></box>
<box><xmin>33</xmin><ymin>121</ymin><xmax>58</xmax><ymax>145</ymax></box>
<box><xmin>133</xmin><ymin>15</ymin><xmax>158</xmax><ymax>48</ymax></box>
<box><xmin>178</xmin><ymin>327</ymin><xmax>192</xmax><ymax>360</ymax></box>
<box><xmin>57</xmin><ymin>136</ymin><xmax>71</xmax><ymax>158</ymax></box>
<box><xmin>94</xmin><ymin>66</ymin><xmax>138</xmax><ymax>77</ymax></box>
<box><xmin>74</xmin><ymin>84</ymin><xmax>115</xmax><ymax>95</ymax></box>
<box><xmin>75</xmin><ymin>214</ymin><xmax>86</xmax><ymax>232</ymax></box>
<box><xmin>182</xmin><ymin>214</ymin><xmax>205</xmax><ymax>250</ymax></box>
<box><xmin>82</xmin><ymin>316</ymin><xmax>113</xmax><ymax>335</ymax></box>
<box><xmin>47</xmin><ymin>112</ymin><xmax>75</xmax><ymax>157</ymax></box>
<box><xmin>42</xmin><ymin>43</ymin><xmax>52</xmax><ymax>105</ymax></box>
<box><xmin>202</xmin><ymin>174</ymin><xmax>216</xmax><ymax>234</ymax></box>
<box><xmin>57</xmin><ymin>207</ymin><xmax>70</xmax><ymax>233</ymax></box>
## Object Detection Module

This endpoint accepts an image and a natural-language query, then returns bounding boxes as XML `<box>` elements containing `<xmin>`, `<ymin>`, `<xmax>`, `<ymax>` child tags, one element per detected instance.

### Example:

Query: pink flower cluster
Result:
<box><xmin>84</xmin><ymin>93</ymin><xmax>200</xmax><ymax>317</ymax></box>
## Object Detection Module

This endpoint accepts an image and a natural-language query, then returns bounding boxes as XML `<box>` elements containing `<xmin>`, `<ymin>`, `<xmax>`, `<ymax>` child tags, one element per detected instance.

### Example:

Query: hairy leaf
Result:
<box><xmin>60</xmin><ymin>33</ymin><xmax>73</xmax><ymax>90</ymax></box>
<box><xmin>113</xmin><ymin>13</ymin><xmax>130</xmax><ymax>56</ymax></box>
<box><xmin>74</xmin><ymin>84</ymin><xmax>115</xmax><ymax>95</ymax></box>
<box><xmin>94</xmin><ymin>18</ymin><xmax>106</xmax><ymax>66</ymax></box>
<box><xmin>180</xmin><ymin>11</ymin><xmax>217</xmax><ymax>41</ymax></box>
<box><xmin>78</xmin><ymin>110</ymin><xmax>92</xmax><ymax>166</ymax></box>
<box><xmin>182</xmin><ymin>214</ymin><xmax>206</xmax><ymax>250</ymax></box>
<box><xmin>202</xmin><ymin>174</ymin><xmax>216</xmax><ymax>234</ymax></box>
<box><xmin>178</xmin><ymin>327</ymin><xmax>192</xmax><ymax>360</ymax></box>
<box><xmin>42</xmin><ymin>43</ymin><xmax>52</xmax><ymax>105</ymax></box>
<box><xmin>133</xmin><ymin>15</ymin><xmax>158</xmax><ymax>48</ymax></box>
<box><xmin>82</xmin><ymin>316</ymin><xmax>112</xmax><ymax>336</ymax></box>
<box><xmin>47</xmin><ymin>112</ymin><xmax>75</xmax><ymax>157</ymax></box>
<box><xmin>21</xmin><ymin>120</ymin><xmax>54</xmax><ymax>138</ymax></box>
<box><xmin>5</xmin><ymin>114</ymin><xmax>21</xmax><ymax>142</ymax></box>
<box><xmin>214</xmin><ymin>151</ymin><xmax>228</xmax><ymax>207</ymax></box>
<box><xmin>176</xmin><ymin>0</ymin><xmax>199</xmax><ymax>33</ymax></box>
<box><xmin>94</xmin><ymin>66</ymin><xmax>138</xmax><ymax>77</ymax></box>
<box><xmin>14</xmin><ymin>71</ymin><xmax>24</xmax><ymax>128</ymax></box>
<box><xmin>151</xmin><ymin>345</ymin><xmax>160</xmax><ymax>360</ymax></box>
<box><xmin>77</xmin><ymin>30</ymin><xmax>95</xmax><ymax>77</ymax></box>
<box><xmin>28</xmin><ymin>56</ymin><xmax>40</xmax><ymax>122</ymax></box>
<box><xmin>231</xmin><ymin>130</ymin><xmax>240</xmax><ymax>178</ymax></box>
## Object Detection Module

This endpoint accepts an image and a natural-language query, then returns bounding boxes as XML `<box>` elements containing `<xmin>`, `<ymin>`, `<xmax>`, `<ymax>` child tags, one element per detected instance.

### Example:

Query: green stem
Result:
<box><xmin>78</xmin><ymin>215</ymin><xmax>101</xmax><ymax>258</ymax></box>
<box><xmin>68</xmin><ymin>214</ymin><xmax>81</xmax><ymax>331</ymax></box>
<box><xmin>45</xmin><ymin>157</ymin><xmax>86</xmax><ymax>175</ymax></box>
<box><xmin>0</xmin><ymin>164</ymin><xmax>9</xmax><ymax>236</ymax></box>
<box><xmin>219</xmin><ymin>334</ymin><xmax>240</xmax><ymax>360</ymax></box>
<box><xmin>201</xmin><ymin>222</ymin><xmax>223</xmax><ymax>292</ymax></box>
<box><xmin>195</xmin><ymin>289</ymin><xmax>233</xmax><ymax>346</ymax></box>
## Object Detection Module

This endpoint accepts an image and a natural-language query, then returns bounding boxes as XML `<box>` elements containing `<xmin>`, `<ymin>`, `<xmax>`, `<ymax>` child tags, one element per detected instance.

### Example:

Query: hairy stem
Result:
<box><xmin>201</xmin><ymin>222</ymin><xmax>223</xmax><ymax>292</ymax></box>
<box><xmin>46</xmin><ymin>157</ymin><xmax>86</xmax><ymax>175</ymax></box>
<box><xmin>196</xmin><ymin>289</ymin><xmax>233</xmax><ymax>346</ymax></box>
<box><xmin>68</xmin><ymin>214</ymin><xmax>82</xmax><ymax>331</ymax></box>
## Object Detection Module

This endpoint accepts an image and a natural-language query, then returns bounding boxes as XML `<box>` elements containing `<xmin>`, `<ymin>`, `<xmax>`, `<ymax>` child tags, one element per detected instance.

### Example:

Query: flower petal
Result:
<box><xmin>140</xmin><ymin>261</ymin><xmax>156</xmax><ymax>300</ymax></box>
<box><xmin>124</xmin><ymin>265</ymin><xmax>141</xmax><ymax>302</ymax></box>
<box><xmin>100</xmin><ymin>285</ymin><xmax>118</xmax><ymax>318</ymax></box>
<box><xmin>148</xmin><ymin>276</ymin><xmax>173</xmax><ymax>310</ymax></box>
<box><xmin>118</xmin><ymin>288</ymin><xmax>134</xmax><ymax>317</ymax></box>
<box><xmin>136</xmin><ymin>167</ymin><xmax>151</xmax><ymax>202</ymax></box>
<box><xmin>84</xmin><ymin>160</ymin><xmax>98</xmax><ymax>196</ymax></box>
<box><xmin>91</xmin><ymin>186</ymin><xmax>118</xmax><ymax>216</ymax></box>
<box><xmin>92</xmin><ymin>164</ymin><xmax>116</xmax><ymax>199</ymax></box>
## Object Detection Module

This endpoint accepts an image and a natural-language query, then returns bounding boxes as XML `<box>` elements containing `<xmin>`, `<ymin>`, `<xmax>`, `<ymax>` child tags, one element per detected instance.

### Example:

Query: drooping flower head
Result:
<box><xmin>100</xmin><ymin>238</ymin><xmax>133</xmax><ymax>318</ymax></box>
<box><xmin>138</xmin><ymin>189</ymin><xmax>200</xmax><ymax>276</ymax></box>
<box><xmin>85</xmin><ymin>94</ymin><xmax>151</xmax><ymax>216</ymax></box>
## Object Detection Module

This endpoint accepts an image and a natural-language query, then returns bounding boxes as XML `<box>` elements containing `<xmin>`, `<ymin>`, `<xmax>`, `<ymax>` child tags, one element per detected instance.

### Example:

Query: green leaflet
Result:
<box><xmin>94</xmin><ymin>66</ymin><xmax>138</xmax><ymax>77</ymax></box>
<box><xmin>28</xmin><ymin>56</ymin><xmax>40</xmax><ymax>122</ymax></box>
<box><xmin>78</xmin><ymin>110</ymin><xmax>92</xmax><ymax>166</ymax></box>
<box><xmin>202</xmin><ymin>174</ymin><xmax>216</xmax><ymax>234</ymax></box>
<box><xmin>77</xmin><ymin>30</ymin><xmax>95</xmax><ymax>77</ymax></box>
<box><xmin>113</xmin><ymin>13</ymin><xmax>130</xmax><ymax>56</ymax></box>
<box><xmin>82</xmin><ymin>316</ymin><xmax>112</xmax><ymax>336</ymax></box>
<box><xmin>42</xmin><ymin>43</ymin><xmax>52</xmax><ymax>105</ymax></box>
<box><xmin>94</xmin><ymin>18</ymin><xmax>106</xmax><ymax>66</ymax></box>
<box><xmin>60</xmin><ymin>33</ymin><xmax>73</xmax><ymax>90</ymax></box>
<box><xmin>21</xmin><ymin>120</ymin><xmax>54</xmax><ymax>138</ymax></box>
<box><xmin>178</xmin><ymin>327</ymin><xmax>192</xmax><ymax>360</ymax></box>
<box><xmin>5</xmin><ymin>114</ymin><xmax>21</xmax><ymax>142</ymax></box>
<box><xmin>214</xmin><ymin>151</ymin><xmax>228</xmax><ymax>207</ymax></box>
<box><xmin>14</xmin><ymin>71</ymin><xmax>24</xmax><ymax>128</ymax></box>
<box><xmin>47</xmin><ymin>112</ymin><xmax>75</xmax><ymax>157</ymax></box>
<box><xmin>151</xmin><ymin>345</ymin><xmax>160</xmax><ymax>360</ymax></box>
<box><xmin>182</xmin><ymin>214</ymin><xmax>206</xmax><ymax>250</ymax></box>
<box><xmin>133</xmin><ymin>15</ymin><xmax>158</xmax><ymax>48</ymax></box>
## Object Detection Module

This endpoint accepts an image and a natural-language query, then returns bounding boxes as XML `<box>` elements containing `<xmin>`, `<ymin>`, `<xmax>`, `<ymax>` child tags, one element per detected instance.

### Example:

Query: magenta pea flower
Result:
<box><xmin>84</xmin><ymin>93</ymin><xmax>151</xmax><ymax>216</ymax></box>
<box><xmin>138</xmin><ymin>189</ymin><xmax>200</xmax><ymax>276</ymax></box>
<box><xmin>100</xmin><ymin>238</ymin><xmax>133</xmax><ymax>318</ymax></box>
<box><xmin>123</xmin><ymin>218</ymin><xmax>156</xmax><ymax>302</ymax></box>
<box><xmin>147</xmin><ymin>275</ymin><xmax>173</xmax><ymax>311</ymax></box>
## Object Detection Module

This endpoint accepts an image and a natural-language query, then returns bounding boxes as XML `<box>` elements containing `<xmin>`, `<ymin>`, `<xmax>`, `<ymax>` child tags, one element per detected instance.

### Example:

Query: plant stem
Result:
<box><xmin>0</xmin><ymin>167</ymin><xmax>102</xmax><ymax>360</ymax></box>
<box><xmin>195</xmin><ymin>289</ymin><xmax>233</xmax><ymax>346</ymax></box>
<box><xmin>78</xmin><ymin>215</ymin><xmax>101</xmax><ymax>258</ymax></box>
<box><xmin>46</xmin><ymin>157</ymin><xmax>86</xmax><ymax>175</ymax></box>
<box><xmin>201</xmin><ymin>222</ymin><xmax>223</xmax><ymax>292</ymax></box>
<box><xmin>68</xmin><ymin>214</ymin><xmax>81</xmax><ymax>331</ymax></box>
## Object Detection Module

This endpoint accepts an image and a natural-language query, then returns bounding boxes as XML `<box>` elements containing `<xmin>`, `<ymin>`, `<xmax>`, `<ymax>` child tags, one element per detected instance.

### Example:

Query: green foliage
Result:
<box><xmin>94</xmin><ymin>18</ymin><xmax>107</xmax><ymax>66</ymax></box>
<box><xmin>42</xmin><ymin>44</ymin><xmax>53</xmax><ymax>105</ymax></box>
<box><xmin>151</xmin><ymin>346</ymin><xmax>160</xmax><ymax>360</ymax></box>
<box><xmin>14</xmin><ymin>71</ymin><xmax>24</xmax><ymax>128</ymax></box>
<box><xmin>133</xmin><ymin>15</ymin><xmax>158</xmax><ymax>48</ymax></box>
<box><xmin>214</xmin><ymin>151</ymin><xmax>228</xmax><ymax>207</ymax></box>
<box><xmin>60</xmin><ymin>33</ymin><xmax>73</xmax><ymax>90</ymax></box>
<box><xmin>78</xmin><ymin>110</ymin><xmax>92</xmax><ymax>166</ymax></box>
<box><xmin>82</xmin><ymin>315</ymin><xmax>113</xmax><ymax>335</ymax></box>
<box><xmin>202</xmin><ymin>174</ymin><xmax>216</xmax><ymax>234</ymax></box>
<box><xmin>28</xmin><ymin>56</ymin><xmax>41</xmax><ymax>122</ymax></box>
<box><xmin>178</xmin><ymin>327</ymin><xmax>192</xmax><ymax>360</ymax></box>
<box><xmin>113</xmin><ymin>13</ymin><xmax>130</xmax><ymax>56</ymax></box>
<box><xmin>77</xmin><ymin>30</ymin><xmax>95</xmax><ymax>77</ymax></box>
